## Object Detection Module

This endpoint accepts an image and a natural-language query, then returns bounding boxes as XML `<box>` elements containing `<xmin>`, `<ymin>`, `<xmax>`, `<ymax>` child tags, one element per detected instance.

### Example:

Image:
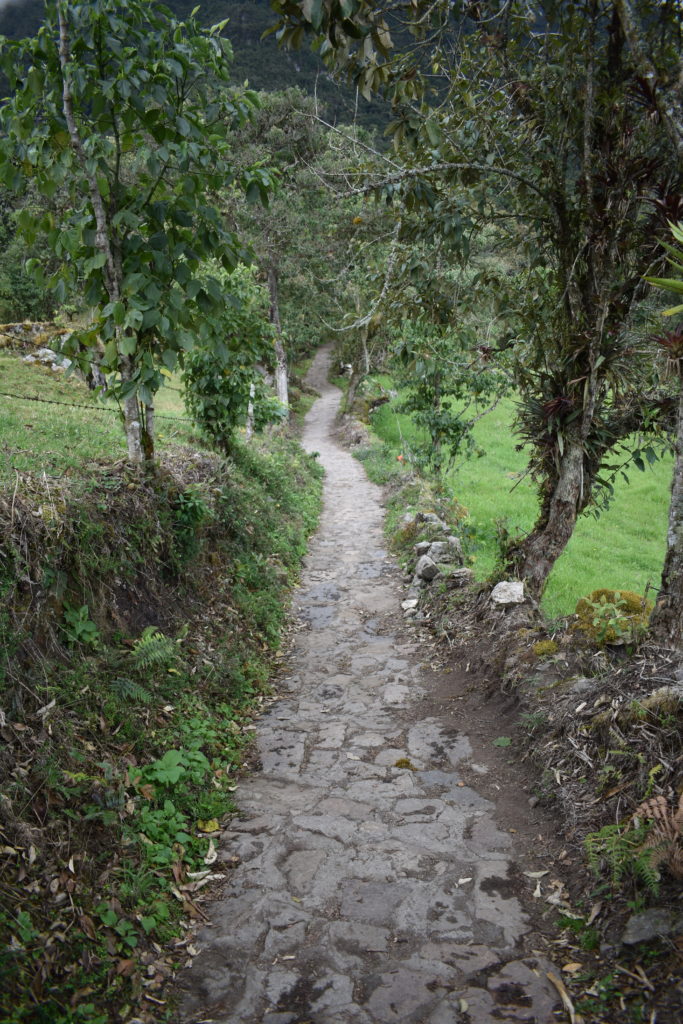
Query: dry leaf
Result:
<box><xmin>79</xmin><ymin>914</ymin><xmax>96</xmax><ymax>940</ymax></box>
<box><xmin>547</xmin><ymin>971</ymin><xmax>584</xmax><ymax>1024</ymax></box>
<box><xmin>204</xmin><ymin>838</ymin><xmax>218</xmax><ymax>865</ymax></box>
<box><xmin>562</xmin><ymin>962</ymin><xmax>583</xmax><ymax>973</ymax></box>
<box><xmin>586</xmin><ymin>901</ymin><xmax>602</xmax><ymax>926</ymax></box>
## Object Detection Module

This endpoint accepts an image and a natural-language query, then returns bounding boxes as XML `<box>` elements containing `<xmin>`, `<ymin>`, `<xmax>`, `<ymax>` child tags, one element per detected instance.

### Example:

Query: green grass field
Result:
<box><xmin>0</xmin><ymin>351</ymin><xmax>198</xmax><ymax>481</ymax></box>
<box><xmin>370</xmin><ymin>390</ymin><xmax>672</xmax><ymax>619</ymax></box>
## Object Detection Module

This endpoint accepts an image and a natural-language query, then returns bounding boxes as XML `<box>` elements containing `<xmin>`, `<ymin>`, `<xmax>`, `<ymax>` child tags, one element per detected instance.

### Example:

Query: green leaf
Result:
<box><xmin>645</xmin><ymin>275</ymin><xmax>683</xmax><ymax>295</ymax></box>
<box><xmin>492</xmin><ymin>736</ymin><xmax>512</xmax><ymax>747</ymax></box>
<box><xmin>245</xmin><ymin>180</ymin><xmax>262</xmax><ymax>205</ymax></box>
<box><xmin>119</xmin><ymin>335</ymin><xmax>137</xmax><ymax>356</ymax></box>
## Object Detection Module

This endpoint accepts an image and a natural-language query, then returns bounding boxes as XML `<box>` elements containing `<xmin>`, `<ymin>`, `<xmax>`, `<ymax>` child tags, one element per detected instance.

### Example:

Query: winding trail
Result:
<box><xmin>178</xmin><ymin>348</ymin><xmax>559</xmax><ymax>1023</ymax></box>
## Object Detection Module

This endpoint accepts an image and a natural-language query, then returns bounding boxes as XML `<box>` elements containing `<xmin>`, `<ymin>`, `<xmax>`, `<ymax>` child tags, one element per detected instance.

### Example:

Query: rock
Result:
<box><xmin>24</xmin><ymin>347</ymin><xmax>72</xmax><ymax>371</ymax></box>
<box><xmin>490</xmin><ymin>581</ymin><xmax>525</xmax><ymax>605</ymax></box>
<box><xmin>414</xmin><ymin>541</ymin><xmax>432</xmax><ymax>556</ymax></box>
<box><xmin>415</xmin><ymin>556</ymin><xmax>439</xmax><ymax>582</ymax></box>
<box><xmin>622</xmin><ymin>908</ymin><xmax>683</xmax><ymax>945</ymax></box>
<box><xmin>568</xmin><ymin>676</ymin><xmax>593</xmax><ymax>695</ymax></box>
<box><xmin>447</xmin><ymin>568</ymin><xmax>474</xmax><ymax>588</ymax></box>
<box><xmin>416</xmin><ymin>512</ymin><xmax>447</xmax><ymax>531</ymax></box>
<box><xmin>428</xmin><ymin>540</ymin><xmax>461</xmax><ymax>565</ymax></box>
<box><xmin>447</xmin><ymin>535</ymin><xmax>463</xmax><ymax>559</ymax></box>
<box><xmin>401</xmin><ymin>599</ymin><xmax>419</xmax><ymax>612</ymax></box>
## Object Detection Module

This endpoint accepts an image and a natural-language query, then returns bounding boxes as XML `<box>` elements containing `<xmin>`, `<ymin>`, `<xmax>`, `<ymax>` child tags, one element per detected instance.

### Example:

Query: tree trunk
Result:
<box><xmin>360</xmin><ymin>324</ymin><xmax>370</xmax><ymax>375</ymax></box>
<box><xmin>346</xmin><ymin>365</ymin><xmax>361</xmax><ymax>415</ymax></box>
<box><xmin>510</xmin><ymin>441</ymin><xmax>586</xmax><ymax>599</ymax></box>
<box><xmin>245</xmin><ymin>380</ymin><xmax>256</xmax><ymax>442</ymax></box>
<box><xmin>267</xmin><ymin>264</ymin><xmax>289</xmax><ymax>411</ymax></box>
<box><xmin>121</xmin><ymin>357</ymin><xmax>143</xmax><ymax>464</ymax></box>
<box><xmin>142</xmin><ymin>401</ymin><xmax>155</xmax><ymax>464</ymax></box>
<box><xmin>650</xmin><ymin>381</ymin><xmax>683</xmax><ymax>648</ymax></box>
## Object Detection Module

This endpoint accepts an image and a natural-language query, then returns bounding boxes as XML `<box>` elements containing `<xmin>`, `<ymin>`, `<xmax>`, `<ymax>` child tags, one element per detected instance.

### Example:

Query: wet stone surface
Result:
<box><xmin>176</xmin><ymin>348</ymin><xmax>559</xmax><ymax>1023</ymax></box>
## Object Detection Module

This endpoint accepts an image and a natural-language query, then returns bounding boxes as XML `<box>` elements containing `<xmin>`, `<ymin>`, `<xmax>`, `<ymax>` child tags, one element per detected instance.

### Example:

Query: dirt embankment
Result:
<box><xmin>0</xmin><ymin>437</ymin><xmax>323</xmax><ymax>1024</ymax></box>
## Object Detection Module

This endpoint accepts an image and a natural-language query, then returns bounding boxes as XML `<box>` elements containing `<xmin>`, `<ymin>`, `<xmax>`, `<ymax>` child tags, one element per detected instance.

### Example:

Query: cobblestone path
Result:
<box><xmin>177</xmin><ymin>347</ymin><xmax>560</xmax><ymax>1023</ymax></box>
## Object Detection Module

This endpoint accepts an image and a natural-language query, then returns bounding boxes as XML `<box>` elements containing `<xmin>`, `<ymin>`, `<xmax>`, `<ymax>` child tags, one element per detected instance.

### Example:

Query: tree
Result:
<box><xmin>390</xmin><ymin>251</ymin><xmax>510</xmax><ymax>475</ymax></box>
<box><xmin>182</xmin><ymin>264</ymin><xmax>282</xmax><ymax>452</ymax></box>
<box><xmin>271</xmin><ymin>0</ymin><xmax>682</xmax><ymax>598</ymax></box>
<box><xmin>645</xmin><ymin>222</ymin><xmax>683</xmax><ymax>647</ymax></box>
<box><xmin>227</xmin><ymin>88</ymin><xmax>378</xmax><ymax>405</ymax></box>
<box><xmin>0</xmin><ymin>0</ymin><xmax>272</xmax><ymax>464</ymax></box>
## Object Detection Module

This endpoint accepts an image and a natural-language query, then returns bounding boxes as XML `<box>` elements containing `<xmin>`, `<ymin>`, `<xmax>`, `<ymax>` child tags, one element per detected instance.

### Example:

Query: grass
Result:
<box><xmin>0</xmin><ymin>344</ymin><xmax>324</xmax><ymax>1024</ymax></box>
<box><xmin>0</xmin><ymin>351</ymin><xmax>199</xmax><ymax>481</ymax></box>
<box><xmin>369</xmin><ymin>389</ymin><xmax>671</xmax><ymax>618</ymax></box>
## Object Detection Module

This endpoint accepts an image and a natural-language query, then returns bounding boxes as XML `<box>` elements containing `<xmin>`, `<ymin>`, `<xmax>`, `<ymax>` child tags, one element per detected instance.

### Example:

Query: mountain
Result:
<box><xmin>0</xmin><ymin>0</ymin><xmax>388</xmax><ymax>132</ymax></box>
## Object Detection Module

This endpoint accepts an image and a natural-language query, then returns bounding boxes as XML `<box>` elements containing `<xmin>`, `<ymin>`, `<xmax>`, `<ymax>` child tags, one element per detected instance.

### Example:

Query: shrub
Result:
<box><xmin>575</xmin><ymin>588</ymin><xmax>652</xmax><ymax>646</ymax></box>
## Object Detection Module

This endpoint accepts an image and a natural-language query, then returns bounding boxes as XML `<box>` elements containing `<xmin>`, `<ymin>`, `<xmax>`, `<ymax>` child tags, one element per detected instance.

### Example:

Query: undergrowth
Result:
<box><xmin>0</xmin><ymin>435</ymin><xmax>323</xmax><ymax>1024</ymax></box>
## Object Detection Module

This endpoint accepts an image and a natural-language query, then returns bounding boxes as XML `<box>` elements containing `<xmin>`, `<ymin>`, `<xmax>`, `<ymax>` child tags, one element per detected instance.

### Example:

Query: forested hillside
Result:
<box><xmin>0</xmin><ymin>0</ymin><xmax>389</xmax><ymax>130</ymax></box>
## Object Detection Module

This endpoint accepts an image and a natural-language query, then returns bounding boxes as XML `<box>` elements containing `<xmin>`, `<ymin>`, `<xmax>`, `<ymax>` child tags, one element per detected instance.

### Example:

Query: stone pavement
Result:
<box><xmin>176</xmin><ymin>348</ymin><xmax>560</xmax><ymax>1023</ymax></box>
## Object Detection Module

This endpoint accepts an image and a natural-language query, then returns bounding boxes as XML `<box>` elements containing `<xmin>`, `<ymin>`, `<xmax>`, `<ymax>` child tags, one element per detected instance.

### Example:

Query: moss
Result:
<box><xmin>533</xmin><ymin>638</ymin><xmax>559</xmax><ymax>657</ymax></box>
<box><xmin>575</xmin><ymin>588</ymin><xmax>653</xmax><ymax>645</ymax></box>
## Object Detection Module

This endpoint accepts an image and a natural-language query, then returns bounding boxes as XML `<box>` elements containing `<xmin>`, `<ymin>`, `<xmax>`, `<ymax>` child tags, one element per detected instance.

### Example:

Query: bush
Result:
<box><xmin>575</xmin><ymin>588</ymin><xmax>652</xmax><ymax>646</ymax></box>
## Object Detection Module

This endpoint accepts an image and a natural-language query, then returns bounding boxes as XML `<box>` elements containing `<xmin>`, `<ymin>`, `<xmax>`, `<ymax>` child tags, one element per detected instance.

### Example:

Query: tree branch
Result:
<box><xmin>337</xmin><ymin>160</ymin><xmax>549</xmax><ymax>200</ymax></box>
<box><xmin>57</xmin><ymin>2</ymin><xmax>119</xmax><ymax>301</ymax></box>
<box><xmin>614</xmin><ymin>0</ymin><xmax>683</xmax><ymax>163</ymax></box>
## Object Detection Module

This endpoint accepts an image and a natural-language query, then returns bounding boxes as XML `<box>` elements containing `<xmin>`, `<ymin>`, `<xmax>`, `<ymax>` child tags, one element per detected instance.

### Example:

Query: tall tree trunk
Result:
<box><xmin>267</xmin><ymin>264</ymin><xmax>289</xmax><ymax>412</ymax></box>
<box><xmin>142</xmin><ymin>401</ymin><xmax>155</xmax><ymax>464</ymax></box>
<box><xmin>650</xmin><ymin>381</ymin><xmax>683</xmax><ymax>648</ymax></box>
<box><xmin>360</xmin><ymin>324</ymin><xmax>371</xmax><ymax>375</ymax></box>
<box><xmin>121</xmin><ymin>356</ymin><xmax>143</xmax><ymax>464</ymax></box>
<box><xmin>245</xmin><ymin>380</ymin><xmax>256</xmax><ymax>442</ymax></box>
<box><xmin>510</xmin><ymin>442</ymin><xmax>587</xmax><ymax>599</ymax></box>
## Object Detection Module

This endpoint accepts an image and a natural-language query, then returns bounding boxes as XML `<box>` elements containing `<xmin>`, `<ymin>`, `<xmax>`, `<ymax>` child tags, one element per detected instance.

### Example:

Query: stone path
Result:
<box><xmin>177</xmin><ymin>348</ymin><xmax>560</xmax><ymax>1023</ymax></box>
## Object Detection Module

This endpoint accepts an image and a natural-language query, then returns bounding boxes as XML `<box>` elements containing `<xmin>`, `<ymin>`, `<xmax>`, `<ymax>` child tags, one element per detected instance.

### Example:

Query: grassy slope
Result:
<box><xmin>369</xmin><ymin>391</ymin><xmax>671</xmax><ymax>618</ymax></box>
<box><xmin>0</xmin><ymin>351</ymin><xmax>323</xmax><ymax>1024</ymax></box>
<box><xmin>0</xmin><ymin>352</ymin><xmax>198</xmax><ymax>478</ymax></box>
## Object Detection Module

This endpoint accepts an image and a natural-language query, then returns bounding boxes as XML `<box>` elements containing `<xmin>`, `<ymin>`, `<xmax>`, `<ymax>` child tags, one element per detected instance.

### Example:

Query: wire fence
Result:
<box><xmin>0</xmin><ymin>388</ymin><xmax>193</xmax><ymax>423</ymax></box>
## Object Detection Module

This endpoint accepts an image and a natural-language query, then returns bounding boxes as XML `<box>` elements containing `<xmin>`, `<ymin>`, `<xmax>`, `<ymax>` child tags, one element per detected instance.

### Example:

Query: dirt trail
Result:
<box><xmin>177</xmin><ymin>347</ymin><xmax>561</xmax><ymax>1023</ymax></box>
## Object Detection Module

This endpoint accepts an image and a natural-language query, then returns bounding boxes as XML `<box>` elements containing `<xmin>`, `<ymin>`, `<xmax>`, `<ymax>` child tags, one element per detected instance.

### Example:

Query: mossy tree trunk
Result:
<box><xmin>651</xmin><ymin>382</ymin><xmax>683</xmax><ymax>648</ymax></box>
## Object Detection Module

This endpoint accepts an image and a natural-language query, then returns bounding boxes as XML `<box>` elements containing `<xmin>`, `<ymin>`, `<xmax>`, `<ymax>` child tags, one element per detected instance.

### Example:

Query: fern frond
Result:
<box><xmin>130</xmin><ymin>627</ymin><xmax>177</xmax><ymax>673</ymax></box>
<box><xmin>109</xmin><ymin>677</ymin><xmax>153</xmax><ymax>705</ymax></box>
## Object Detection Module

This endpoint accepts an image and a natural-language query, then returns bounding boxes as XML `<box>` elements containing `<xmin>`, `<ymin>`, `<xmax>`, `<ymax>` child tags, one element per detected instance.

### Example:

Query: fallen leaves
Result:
<box><xmin>547</xmin><ymin>971</ymin><xmax>585</xmax><ymax>1024</ymax></box>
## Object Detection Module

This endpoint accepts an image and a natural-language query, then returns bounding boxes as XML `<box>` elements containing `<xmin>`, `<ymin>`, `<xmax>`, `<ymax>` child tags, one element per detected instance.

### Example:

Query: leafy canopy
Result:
<box><xmin>0</xmin><ymin>0</ymin><xmax>274</xmax><ymax>410</ymax></box>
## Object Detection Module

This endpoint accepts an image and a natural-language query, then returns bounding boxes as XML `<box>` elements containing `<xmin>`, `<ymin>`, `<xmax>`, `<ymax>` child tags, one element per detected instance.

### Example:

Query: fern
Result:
<box><xmin>130</xmin><ymin>627</ymin><xmax>178</xmax><ymax>674</ymax></box>
<box><xmin>109</xmin><ymin>677</ymin><xmax>153</xmax><ymax>705</ymax></box>
<box><xmin>585</xmin><ymin>820</ymin><xmax>660</xmax><ymax>896</ymax></box>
